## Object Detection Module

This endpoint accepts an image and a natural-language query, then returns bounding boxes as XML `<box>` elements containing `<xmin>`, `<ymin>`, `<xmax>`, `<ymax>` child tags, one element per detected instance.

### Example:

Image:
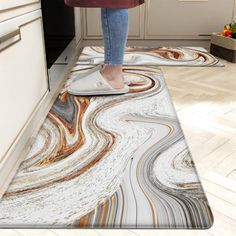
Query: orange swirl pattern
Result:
<box><xmin>0</xmin><ymin>65</ymin><xmax>213</xmax><ymax>228</ymax></box>
<box><xmin>77</xmin><ymin>46</ymin><xmax>223</xmax><ymax>67</ymax></box>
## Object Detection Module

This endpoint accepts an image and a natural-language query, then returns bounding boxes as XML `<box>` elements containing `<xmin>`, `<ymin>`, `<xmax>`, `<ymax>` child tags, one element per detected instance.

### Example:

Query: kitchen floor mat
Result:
<box><xmin>77</xmin><ymin>46</ymin><xmax>223</xmax><ymax>67</ymax></box>
<box><xmin>0</xmin><ymin>63</ymin><xmax>213</xmax><ymax>229</ymax></box>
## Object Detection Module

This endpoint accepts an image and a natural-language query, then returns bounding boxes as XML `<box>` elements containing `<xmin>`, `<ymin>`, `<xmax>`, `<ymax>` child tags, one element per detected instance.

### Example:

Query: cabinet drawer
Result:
<box><xmin>0</xmin><ymin>0</ymin><xmax>40</xmax><ymax>12</ymax></box>
<box><xmin>0</xmin><ymin>10</ymin><xmax>48</xmax><ymax>159</ymax></box>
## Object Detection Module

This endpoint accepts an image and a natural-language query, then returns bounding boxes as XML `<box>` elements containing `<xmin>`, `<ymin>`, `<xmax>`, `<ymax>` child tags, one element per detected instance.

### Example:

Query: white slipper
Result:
<box><xmin>71</xmin><ymin>64</ymin><xmax>131</xmax><ymax>85</ymax></box>
<box><xmin>68</xmin><ymin>65</ymin><xmax>129</xmax><ymax>96</ymax></box>
<box><xmin>70</xmin><ymin>65</ymin><xmax>102</xmax><ymax>84</ymax></box>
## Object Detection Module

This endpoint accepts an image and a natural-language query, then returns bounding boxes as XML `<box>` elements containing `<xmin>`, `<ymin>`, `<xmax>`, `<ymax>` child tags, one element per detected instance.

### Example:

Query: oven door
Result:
<box><xmin>41</xmin><ymin>0</ymin><xmax>76</xmax><ymax>90</ymax></box>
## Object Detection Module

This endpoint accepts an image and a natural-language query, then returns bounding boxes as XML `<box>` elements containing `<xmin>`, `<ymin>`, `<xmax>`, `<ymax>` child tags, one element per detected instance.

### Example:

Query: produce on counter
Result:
<box><xmin>220</xmin><ymin>21</ymin><xmax>236</xmax><ymax>39</ymax></box>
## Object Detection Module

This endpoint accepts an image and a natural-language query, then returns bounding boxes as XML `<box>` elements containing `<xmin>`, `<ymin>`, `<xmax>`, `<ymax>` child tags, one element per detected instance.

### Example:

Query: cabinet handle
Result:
<box><xmin>0</xmin><ymin>29</ymin><xmax>20</xmax><ymax>44</ymax></box>
<box><xmin>0</xmin><ymin>29</ymin><xmax>21</xmax><ymax>52</ymax></box>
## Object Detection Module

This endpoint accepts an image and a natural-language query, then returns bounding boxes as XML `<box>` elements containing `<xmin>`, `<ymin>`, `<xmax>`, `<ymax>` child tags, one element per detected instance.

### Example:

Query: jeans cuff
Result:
<box><xmin>104</xmin><ymin>60</ymin><xmax>123</xmax><ymax>65</ymax></box>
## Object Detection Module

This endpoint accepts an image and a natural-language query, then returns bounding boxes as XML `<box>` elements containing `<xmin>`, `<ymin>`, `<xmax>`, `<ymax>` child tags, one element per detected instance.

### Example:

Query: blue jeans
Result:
<box><xmin>101</xmin><ymin>8</ymin><xmax>129</xmax><ymax>65</ymax></box>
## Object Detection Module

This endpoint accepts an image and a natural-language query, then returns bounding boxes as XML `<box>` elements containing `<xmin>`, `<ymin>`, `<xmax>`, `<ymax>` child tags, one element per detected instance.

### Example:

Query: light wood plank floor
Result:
<box><xmin>1</xmin><ymin>58</ymin><xmax>235</xmax><ymax>236</ymax></box>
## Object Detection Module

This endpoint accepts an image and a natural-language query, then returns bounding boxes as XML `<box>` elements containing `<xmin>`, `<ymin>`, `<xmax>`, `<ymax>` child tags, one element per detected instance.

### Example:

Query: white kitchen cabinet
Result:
<box><xmin>82</xmin><ymin>0</ymin><xmax>234</xmax><ymax>40</ymax></box>
<box><xmin>83</xmin><ymin>6</ymin><xmax>145</xmax><ymax>39</ymax></box>
<box><xmin>0</xmin><ymin>0</ymin><xmax>41</xmax><ymax>23</ymax></box>
<box><xmin>0</xmin><ymin>10</ymin><xmax>48</xmax><ymax>164</ymax></box>
<box><xmin>145</xmin><ymin>0</ymin><xmax>235</xmax><ymax>39</ymax></box>
<box><xmin>0</xmin><ymin>0</ymin><xmax>39</xmax><ymax>11</ymax></box>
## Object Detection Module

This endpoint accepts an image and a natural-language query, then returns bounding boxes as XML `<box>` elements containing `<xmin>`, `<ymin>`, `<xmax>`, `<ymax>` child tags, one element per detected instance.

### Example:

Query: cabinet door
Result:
<box><xmin>0</xmin><ymin>1</ymin><xmax>41</xmax><ymax>23</ymax></box>
<box><xmin>83</xmin><ymin>6</ymin><xmax>145</xmax><ymax>39</ymax></box>
<box><xmin>0</xmin><ymin>0</ymin><xmax>40</xmax><ymax>11</ymax></box>
<box><xmin>145</xmin><ymin>0</ymin><xmax>235</xmax><ymax>39</ymax></box>
<box><xmin>0</xmin><ymin>10</ymin><xmax>48</xmax><ymax>160</ymax></box>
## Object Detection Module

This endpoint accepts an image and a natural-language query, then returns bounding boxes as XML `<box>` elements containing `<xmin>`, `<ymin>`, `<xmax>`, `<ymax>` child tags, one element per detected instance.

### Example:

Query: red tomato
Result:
<box><xmin>223</xmin><ymin>30</ymin><xmax>233</xmax><ymax>37</ymax></box>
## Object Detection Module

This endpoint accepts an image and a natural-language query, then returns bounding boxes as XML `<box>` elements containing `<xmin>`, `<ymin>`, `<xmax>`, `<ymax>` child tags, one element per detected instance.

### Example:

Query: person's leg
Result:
<box><xmin>100</xmin><ymin>8</ymin><xmax>129</xmax><ymax>89</ymax></box>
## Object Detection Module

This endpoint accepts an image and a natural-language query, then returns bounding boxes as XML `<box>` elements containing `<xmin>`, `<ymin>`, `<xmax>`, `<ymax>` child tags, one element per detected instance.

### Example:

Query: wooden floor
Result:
<box><xmin>1</xmin><ymin>58</ymin><xmax>236</xmax><ymax>236</ymax></box>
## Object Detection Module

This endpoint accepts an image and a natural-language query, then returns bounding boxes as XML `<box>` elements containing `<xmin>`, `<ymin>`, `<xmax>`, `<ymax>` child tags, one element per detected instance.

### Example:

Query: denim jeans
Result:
<box><xmin>101</xmin><ymin>8</ymin><xmax>129</xmax><ymax>65</ymax></box>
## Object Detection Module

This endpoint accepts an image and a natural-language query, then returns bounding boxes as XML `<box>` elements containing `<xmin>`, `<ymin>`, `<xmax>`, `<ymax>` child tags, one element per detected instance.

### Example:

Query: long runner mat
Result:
<box><xmin>77</xmin><ymin>46</ymin><xmax>223</xmax><ymax>67</ymax></box>
<box><xmin>0</xmin><ymin>63</ymin><xmax>213</xmax><ymax>228</ymax></box>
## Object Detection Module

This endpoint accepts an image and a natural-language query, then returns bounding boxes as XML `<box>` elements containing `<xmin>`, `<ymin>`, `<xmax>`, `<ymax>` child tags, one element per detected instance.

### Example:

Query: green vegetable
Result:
<box><xmin>233</xmin><ymin>32</ymin><xmax>236</xmax><ymax>39</ymax></box>
<box><xmin>229</xmin><ymin>21</ymin><xmax>236</xmax><ymax>32</ymax></box>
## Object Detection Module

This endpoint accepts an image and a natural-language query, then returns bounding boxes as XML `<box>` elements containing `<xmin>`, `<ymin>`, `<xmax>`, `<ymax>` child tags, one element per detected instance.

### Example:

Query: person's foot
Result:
<box><xmin>100</xmin><ymin>64</ymin><xmax>125</xmax><ymax>89</ymax></box>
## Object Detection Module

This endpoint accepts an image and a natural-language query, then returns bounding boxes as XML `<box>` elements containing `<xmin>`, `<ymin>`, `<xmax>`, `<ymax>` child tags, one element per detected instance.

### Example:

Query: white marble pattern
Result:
<box><xmin>0</xmin><ymin>64</ymin><xmax>213</xmax><ymax>228</ymax></box>
<box><xmin>76</xmin><ymin>46</ymin><xmax>223</xmax><ymax>67</ymax></box>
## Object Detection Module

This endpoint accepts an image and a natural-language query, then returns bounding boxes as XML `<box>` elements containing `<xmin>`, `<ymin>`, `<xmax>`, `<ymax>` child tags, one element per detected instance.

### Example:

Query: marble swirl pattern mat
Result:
<box><xmin>0</xmin><ymin>64</ymin><xmax>213</xmax><ymax>228</ymax></box>
<box><xmin>77</xmin><ymin>46</ymin><xmax>223</xmax><ymax>67</ymax></box>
